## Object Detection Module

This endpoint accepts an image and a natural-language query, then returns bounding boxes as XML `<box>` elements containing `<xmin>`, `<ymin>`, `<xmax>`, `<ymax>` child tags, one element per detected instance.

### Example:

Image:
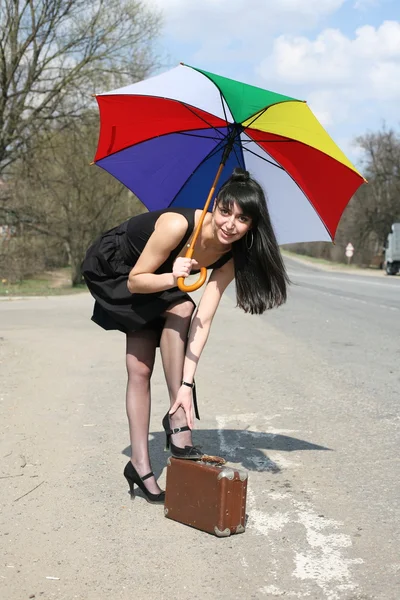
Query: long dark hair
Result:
<box><xmin>216</xmin><ymin>167</ymin><xmax>289</xmax><ymax>314</ymax></box>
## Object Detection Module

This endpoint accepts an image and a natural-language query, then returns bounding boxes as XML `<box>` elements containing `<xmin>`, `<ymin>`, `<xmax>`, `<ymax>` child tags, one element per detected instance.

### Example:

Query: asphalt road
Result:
<box><xmin>1</xmin><ymin>259</ymin><xmax>399</xmax><ymax>600</ymax></box>
<box><xmin>256</xmin><ymin>256</ymin><xmax>400</xmax><ymax>403</ymax></box>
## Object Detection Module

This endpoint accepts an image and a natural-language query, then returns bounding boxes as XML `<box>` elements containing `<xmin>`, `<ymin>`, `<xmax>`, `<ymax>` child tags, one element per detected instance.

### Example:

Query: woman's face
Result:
<box><xmin>213</xmin><ymin>200</ymin><xmax>253</xmax><ymax>245</ymax></box>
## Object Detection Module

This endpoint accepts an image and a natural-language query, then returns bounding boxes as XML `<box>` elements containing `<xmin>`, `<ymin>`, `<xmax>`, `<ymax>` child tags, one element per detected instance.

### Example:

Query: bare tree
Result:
<box><xmin>353</xmin><ymin>128</ymin><xmax>400</xmax><ymax>247</ymax></box>
<box><xmin>1</xmin><ymin>115</ymin><xmax>145</xmax><ymax>284</ymax></box>
<box><xmin>0</xmin><ymin>0</ymin><xmax>162</xmax><ymax>173</ymax></box>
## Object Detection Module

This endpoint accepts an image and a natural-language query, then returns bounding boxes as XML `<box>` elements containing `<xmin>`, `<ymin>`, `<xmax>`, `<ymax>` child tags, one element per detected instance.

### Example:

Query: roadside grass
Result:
<box><xmin>0</xmin><ymin>267</ymin><xmax>88</xmax><ymax>297</ymax></box>
<box><xmin>0</xmin><ymin>252</ymin><xmax>385</xmax><ymax>298</ymax></box>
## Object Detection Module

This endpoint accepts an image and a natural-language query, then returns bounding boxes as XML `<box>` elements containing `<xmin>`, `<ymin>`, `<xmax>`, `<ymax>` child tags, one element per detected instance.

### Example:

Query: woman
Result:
<box><xmin>82</xmin><ymin>168</ymin><xmax>289</xmax><ymax>504</ymax></box>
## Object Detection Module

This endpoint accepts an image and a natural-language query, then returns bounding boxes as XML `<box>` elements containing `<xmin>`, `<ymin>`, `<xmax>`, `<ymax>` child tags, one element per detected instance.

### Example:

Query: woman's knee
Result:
<box><xmin>126</xmin><ymin>356</ymin><xmax>154</xmax><ymax>384</ymax></box>
<box><xmin>165</xmin><ymin>299</ymin><xmax>195</xmax><ymax>319</ymax></box>
<box><xmin>126</xmin><ymin>330</ymin><xmax>157</xmax><ymax>383</ymax></box>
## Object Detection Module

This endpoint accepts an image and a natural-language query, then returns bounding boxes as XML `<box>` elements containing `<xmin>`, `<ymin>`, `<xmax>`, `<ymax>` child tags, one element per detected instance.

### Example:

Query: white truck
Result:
<box><xmin>384</xmin><ymin>223</ymin><xmax>400</xmax><ymax>275</ymax></box>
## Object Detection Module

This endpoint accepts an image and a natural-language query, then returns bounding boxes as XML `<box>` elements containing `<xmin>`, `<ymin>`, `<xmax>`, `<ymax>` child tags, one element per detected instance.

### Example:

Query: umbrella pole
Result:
<box><xmin>177</xmin><ymin>161</ymin><xmax>226</xmax><ymax>292</ymax></box>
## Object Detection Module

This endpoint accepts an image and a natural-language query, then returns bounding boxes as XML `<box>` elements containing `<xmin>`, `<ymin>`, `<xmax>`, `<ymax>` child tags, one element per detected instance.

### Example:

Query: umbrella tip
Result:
<box><xmin>89</xmin><ymin>161</ymin><xmax>95</xmax><ymax>166</ymax></box>
<box><xmin>179</xmin><ymin>61</ymin><xmax>185</xmax><ymax>66</ymax></box>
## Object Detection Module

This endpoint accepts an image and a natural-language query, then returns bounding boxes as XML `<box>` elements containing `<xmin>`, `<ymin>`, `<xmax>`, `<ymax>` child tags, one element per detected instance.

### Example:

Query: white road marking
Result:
<box><xmin>291</xmin><ymin>272</ymin><xmax>400</xmax><ymax>289</ymax></box>
<box><xmin>217</xmin><ymin>415</ymin><xmax>285</xmax><ymax>472</ymax></box>
<box><xmin>260</xmin><ymin>585</ymin><xmax>310</xmax><ymax>597</ymax></box>
<box><xmin>217</xmin><ymin>414</ymin><xmax>363</xmax><ymax>599</ymax></box>
<box><xmin>293</xmin><ymin>501</ymin><xmax>363</xmax><ymax>600</ymax></box>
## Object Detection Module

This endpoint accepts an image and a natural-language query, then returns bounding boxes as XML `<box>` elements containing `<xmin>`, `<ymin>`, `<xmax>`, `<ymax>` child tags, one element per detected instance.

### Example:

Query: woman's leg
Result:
<box><xmin>126</xmin><ymin>328</ymin><xmax>162</xmax><ymax>495</ymax></box>
<box><xmin>160</xmin><ymin>299</ymin><xmax>196</xmax><ymax>448</ymax></box>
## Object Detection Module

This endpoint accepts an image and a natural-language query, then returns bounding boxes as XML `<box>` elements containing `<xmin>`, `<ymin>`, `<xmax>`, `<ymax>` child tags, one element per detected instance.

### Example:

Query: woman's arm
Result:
<box><xmin>169</xmin><ymin>259</ymin><xmax>235</xmax><ymax>428</ymax></box>
<box><xmin>183</xmin><ymin>258</ymin><xmax>234</xmax><ymax>382</ymax></box>
<box><xmin>127</xmin><ymin>213</ymin><xmax>195</xmax><ymax>294</ymax></box>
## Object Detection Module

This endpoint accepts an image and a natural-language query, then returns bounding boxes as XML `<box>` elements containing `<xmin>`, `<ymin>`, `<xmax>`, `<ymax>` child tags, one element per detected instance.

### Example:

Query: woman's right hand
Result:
<box><xmin>172</xmin><ymin>257</ymin><xmax>199</xmax><ymax>283</ymax></box>
<box><xmin>169</xmin><ymin>384</ymin><xmax>195</xmax><ymax>430</ymax></box>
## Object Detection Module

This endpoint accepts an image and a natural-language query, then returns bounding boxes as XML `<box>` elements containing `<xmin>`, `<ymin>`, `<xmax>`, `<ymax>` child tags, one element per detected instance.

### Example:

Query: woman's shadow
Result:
<box><xmin>122</xmin><ymin>428</ymin><xmax>331</xmax><ymax>499</ymax></box>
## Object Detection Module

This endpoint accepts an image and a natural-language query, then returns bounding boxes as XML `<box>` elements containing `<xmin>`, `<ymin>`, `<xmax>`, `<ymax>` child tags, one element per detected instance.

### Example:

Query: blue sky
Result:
<box><xmin>146</xmin><ymin>0</ymin><xmax>400</xmax><ymax>171</ymax></box>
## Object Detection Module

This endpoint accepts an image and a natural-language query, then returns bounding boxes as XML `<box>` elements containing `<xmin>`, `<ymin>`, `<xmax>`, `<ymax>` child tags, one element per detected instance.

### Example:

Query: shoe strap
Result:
<box><xmin>192</xmin><ymin>381</ymin><xmax>200</xmax><ymax>421</ymax></box>
<box><xmin>181</xmin><ymin>381</ymin><xmax>200</xmax><ymax>421</ymax></box>
<box><xmin>141</xmin><ymin>471</ymin><xmax>154</xmax><ymax>481</ymax></box>
<box><xmin>181</xmin><ymin>378</ymin><xmax>200</xmax><ymax>421</ymax></box>
<box><xmin>166</xmin><ymin>424</ymin><xmax>190</xmax><ymax>435</ymax></box>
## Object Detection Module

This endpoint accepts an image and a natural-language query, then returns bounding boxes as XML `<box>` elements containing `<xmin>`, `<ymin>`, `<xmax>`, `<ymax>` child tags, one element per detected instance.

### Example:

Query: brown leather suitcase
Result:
<box><xmin>164</xmin><ymin>457</ymin><xmax>248</xmax><ymax>537</ymax></box>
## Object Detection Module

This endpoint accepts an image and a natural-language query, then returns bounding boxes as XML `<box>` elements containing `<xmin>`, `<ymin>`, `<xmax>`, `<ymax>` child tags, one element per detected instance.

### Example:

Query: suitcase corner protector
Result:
<box><xmin>238</xmin><ymin>470</ymin><xmax>248</xmax><ymax>482</ymax></box>
<box><xmin>217</xmin><ymin>468</ymin><xmax>235</xmax><ymax>481</ymax></box>
<box><xmin>214</xmin><ymin>526</ymin><xmax>231</xmax><ymax>537</ymax></box>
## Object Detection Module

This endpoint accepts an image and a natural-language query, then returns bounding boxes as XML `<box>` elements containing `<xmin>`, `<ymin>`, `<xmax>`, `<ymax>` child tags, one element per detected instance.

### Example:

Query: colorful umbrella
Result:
<box><xmin>92</xmin><ymin>63</ymin><xmax>366</xmax><ymax>291</ymax></box>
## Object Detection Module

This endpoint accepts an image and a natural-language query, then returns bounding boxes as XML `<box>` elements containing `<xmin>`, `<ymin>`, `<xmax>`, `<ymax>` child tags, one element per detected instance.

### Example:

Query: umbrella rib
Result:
<box><xmin>220</xmin><ymin>90</ymin><xmax>231</xmax><ymax>126</ymax></box>
<box><xmin>216</xmin><ymin>88</ymin><xmax>246</xmax><ymax>167</ymax></box>
<box><xmin>242</xmin><ymin>135</ymin><xmax>334</xmax><ymax>239</ymax></box>
<box><xmin>166</xmin><ymin>149</ymin><xmax>223</xmax><ymax>209</ymax></box>
<box><xmin>166</xmin><ymin>130</ymin><xmax>241</xmax><ymax>209</ymax></box>
<box><xmin>231</xmin><ymin>137</ymin><xmax>245</xmax><ymax>168</ymax></box>
<box><xmin>96</xmin><ymin>125</ymin><xmax>231</xmax><ymax>163</ymax></box>
<box><xmin>207</xmin><ymin>129</ymin><xmax>245</xmax><ymax>166</ymax></box>
<box><xmin>198</xmin><ymin>128</ymin><xmax>237</xmax><ymax>162</ymax></box>
<box><xmin>241</xmin><ymin>144</ymin><xmax>285</xmax><ymax>170</ymax></box>
<box><xmin>178</xmin><ymin>100</ymin><xmax>228</xmax><ymax>140</ymax></box>
<box><xmin>178</xmin><ymin>131</ymin><xmax>226</xmax><ymax>142</ymax></box>
<box><xmin>242</xmin><ymin>138</ymin><xmax>297</xmax><ymax>143</ymax></box>
<box><xmin>243</xmin><ymin>100</ymin><xmax>302</xmax><ymax>129</ymax></box>
<box><xmin>168</xmin><ymin>130</ymin><xmax>247</xmax><ymax>209</ymax></box>
<box><xmin>243</xmin><ymin>106</ymin><xmax>269</xmax><ymax>130</ymax></box>
<box><xmin>186</xmin><ymin>65</ymin><xmax>233</xmax><ymax>125</ymax></box>
<box><xmin>215</xmin><ymin>90</ymin><xmax>244</xmax><ymax>167</ymax></box>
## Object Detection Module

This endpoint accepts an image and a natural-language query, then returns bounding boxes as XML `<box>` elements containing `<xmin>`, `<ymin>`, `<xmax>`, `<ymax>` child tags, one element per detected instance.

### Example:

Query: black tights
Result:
<box><xmin>125</xmin><ymin>300</ymin><xmax>195</xmax><ymax>494</ymax></box>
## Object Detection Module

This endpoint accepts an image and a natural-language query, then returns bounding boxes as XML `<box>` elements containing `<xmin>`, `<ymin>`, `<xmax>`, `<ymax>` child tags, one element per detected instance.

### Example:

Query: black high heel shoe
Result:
<box><xmin>123</xmin><ymin>461</ymin><xmax>165</xmax><ymax>504</ymax></box>
<box><xmin>162</xmin><ymin>412</ymin><xmax>204</xmax><ymax>460</ymax></box>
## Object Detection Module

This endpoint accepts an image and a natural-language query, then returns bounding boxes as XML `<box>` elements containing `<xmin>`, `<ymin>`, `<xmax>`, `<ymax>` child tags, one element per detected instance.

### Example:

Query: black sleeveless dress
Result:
<box><xmin>81</xmin><ymin>208</ymin><xmax>232</xmax><ymax>343</ymax></box>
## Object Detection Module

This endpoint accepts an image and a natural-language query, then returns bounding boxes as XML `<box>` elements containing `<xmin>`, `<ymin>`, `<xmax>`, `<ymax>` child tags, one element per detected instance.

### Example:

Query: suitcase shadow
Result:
<box><xmin>121</xmin><ymin>428</ymin><xmax>331</xmax><ymax>496</ymax></box>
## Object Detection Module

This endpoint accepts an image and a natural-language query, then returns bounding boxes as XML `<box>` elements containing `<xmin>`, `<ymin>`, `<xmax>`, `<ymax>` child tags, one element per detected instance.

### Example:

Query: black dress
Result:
<box><xmin>81</xmin><ymin>208</ymin><xmax>232</xmax><ymax>344</ymax></box>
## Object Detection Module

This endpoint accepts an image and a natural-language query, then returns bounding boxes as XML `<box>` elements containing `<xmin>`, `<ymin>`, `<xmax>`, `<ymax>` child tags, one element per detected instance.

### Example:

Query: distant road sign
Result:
<box><xmin>345</xmin><ymin>249</ymin><xmax>354</xmax><ymax>258</ymax></box>
<box><xmin>346</xmin><ymin>243</ymin><xmax>354</xmax><ymax>252</ymax></box>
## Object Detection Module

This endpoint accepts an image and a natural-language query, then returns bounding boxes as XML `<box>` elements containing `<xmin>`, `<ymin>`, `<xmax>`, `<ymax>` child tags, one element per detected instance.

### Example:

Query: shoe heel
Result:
<box><xmin>123</xmin><ymin>461</ymin><xmax>165</xmax><ymax>505</ymax></box>
<box><xmin>125</xmin><ymin>476</ymin><xmax>135</xmax><ymax>499</ymax></box>
<box><xmin>162</xmin><ymin>413</ymin><xmax>171</xmax><ymax>450</ymax></box>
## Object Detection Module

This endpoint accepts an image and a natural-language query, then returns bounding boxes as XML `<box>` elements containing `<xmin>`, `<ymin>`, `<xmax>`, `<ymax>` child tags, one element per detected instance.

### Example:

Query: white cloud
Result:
<box><xmin>258</xmin><ymin>21</ymin><xmax>400</xmax><ymax>90</ymax></box>
<box><xmin>263</xmin><ymin>29</ymin><xmax>353</xmax><ymax>85</ymax></box>
<box><xmin>149</xmin><ymin>0</ymin><xmax>400</xmax><ymax>109</ymax></box>
<box><xmin>146</xmin><ymin>0</ymin><xmax>347</xmax><ymax>57</ymax></box>
<box><xmin>353</xmin><ymin>0</ymin><xmax>380</xmax><ymax>9</ymax></box>
<box><xmin>148</xmin><ymin>0</ymin><xmax>346</xmax><ymax>22</ymax></box>
<box><xmin>143</xmin><ymin>0</ymin><xmax>399</xmax><ymax>163</ymax></box>
<box><xmin>369</xmin><ymin>60</ymin><xmax>400</xmax><ymax>98</ymax></box>
<box><xmin>255</xmin><ymin>21</ymin><xmax>400</xmax><ymax>127</ymax></box>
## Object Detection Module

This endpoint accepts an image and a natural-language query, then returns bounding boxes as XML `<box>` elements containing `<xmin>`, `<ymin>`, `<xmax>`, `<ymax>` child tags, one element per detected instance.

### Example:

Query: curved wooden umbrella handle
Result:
<box><xmin>177</xmin><ymin>246</ymin><xmax>208</xmax><ymax>292</ymax></box>
<box><xmin>176</xmin><ymin>161</ymin><xmax>227</xmax><ymax>293</ymax></box>
<box><xmin>177</xmin><ymin>268</ymin><xmax>207</xmax><ymax>292</ymax></box>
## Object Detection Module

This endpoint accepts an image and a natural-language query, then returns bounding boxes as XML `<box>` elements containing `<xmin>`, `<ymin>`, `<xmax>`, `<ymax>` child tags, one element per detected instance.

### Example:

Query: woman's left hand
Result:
<box><xmin>169</xmin><ymin>385</ymin><xmax>194</xmax><ymax>430</ymax></box>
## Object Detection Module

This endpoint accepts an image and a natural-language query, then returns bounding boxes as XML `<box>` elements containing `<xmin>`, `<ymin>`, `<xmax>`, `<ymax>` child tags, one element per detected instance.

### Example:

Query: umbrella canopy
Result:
<box><xmin>93</xmin><ymin>63</ymin><xmax>366</xmax><ymax>245</ymax></box>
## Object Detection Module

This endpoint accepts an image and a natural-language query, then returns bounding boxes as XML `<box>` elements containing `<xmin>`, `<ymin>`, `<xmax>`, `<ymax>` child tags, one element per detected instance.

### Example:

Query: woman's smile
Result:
<box><xmin>220</xmin><ymin>228</ymin><xmax>236</xmax><ymax>239</ymax></box>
